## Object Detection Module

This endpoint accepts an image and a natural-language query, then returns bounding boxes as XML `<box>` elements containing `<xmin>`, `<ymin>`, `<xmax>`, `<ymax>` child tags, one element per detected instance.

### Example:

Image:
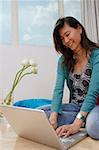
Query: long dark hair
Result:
<box><xmin>53</xmin><ymin>16</ymin><xmax>99</xmax><ymax>71</ymax></box>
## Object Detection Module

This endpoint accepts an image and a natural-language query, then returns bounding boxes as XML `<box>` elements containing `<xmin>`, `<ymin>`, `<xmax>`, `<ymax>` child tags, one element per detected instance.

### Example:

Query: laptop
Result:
<box><xmin>0</xmin><ymin>105</ymin><xmax>87</xmax><ymax>150</ymax></box>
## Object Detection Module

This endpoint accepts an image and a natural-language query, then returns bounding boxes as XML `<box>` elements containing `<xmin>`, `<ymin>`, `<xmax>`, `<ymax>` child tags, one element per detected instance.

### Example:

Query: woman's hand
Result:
<box><xmin>56</xmin><ymin>119</ymin><xmax>83</xmax><ymax>137</ymax></box>
<box><xmin>49</xmin><ymin>112</ymin><xmax>58</xmax><ymax>129</ymax></box>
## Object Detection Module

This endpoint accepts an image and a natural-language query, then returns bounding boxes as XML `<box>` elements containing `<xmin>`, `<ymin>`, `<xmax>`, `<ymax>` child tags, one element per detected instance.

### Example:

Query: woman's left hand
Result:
<box><xmin>56</xmin><ymin>123</ymin><xmax>81</xmax><ymax>137</ymax></box>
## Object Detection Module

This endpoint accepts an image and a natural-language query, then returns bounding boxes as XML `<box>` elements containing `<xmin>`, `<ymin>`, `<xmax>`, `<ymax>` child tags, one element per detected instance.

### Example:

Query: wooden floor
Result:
<box><xmin>69</xmin><ymin>137</ymin><xmax>99</xmax><ymax>150</ymax></box>
<box><xmin>0</xmin><ymin>117</ymin><xmax>99</xmax><ymax>150</ymax></box>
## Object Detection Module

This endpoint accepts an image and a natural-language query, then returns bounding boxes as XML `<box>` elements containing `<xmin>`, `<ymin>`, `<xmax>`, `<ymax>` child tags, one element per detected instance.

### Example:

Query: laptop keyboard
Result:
<box><xmin>59</xmin><ymin>130</ymin><xmax>87</xmax><ymax>150</ymax></box>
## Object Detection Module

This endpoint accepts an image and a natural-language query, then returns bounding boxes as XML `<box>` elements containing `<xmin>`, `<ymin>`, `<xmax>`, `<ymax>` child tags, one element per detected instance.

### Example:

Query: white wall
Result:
<box><xmin>0</xmin><ymin>45</ymin><xmax>55</xmax><ymax>101</ymax></box>
<box><xmin>0</xmin><ymin>44</ymin><xmax>69</xmax><ymax>103</ymax></box>
<box><xmin>0</xmin><ymin>46</ymin><xmax>3</xmax><ymax>101</ymax></box>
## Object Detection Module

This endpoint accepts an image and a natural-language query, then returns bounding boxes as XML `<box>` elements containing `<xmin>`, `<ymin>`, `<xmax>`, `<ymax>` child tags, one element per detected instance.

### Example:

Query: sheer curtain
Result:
<box><xmin>81</xmin><ymin>0</ymin><xmax>99</xmax><ymax>43</ymax></box>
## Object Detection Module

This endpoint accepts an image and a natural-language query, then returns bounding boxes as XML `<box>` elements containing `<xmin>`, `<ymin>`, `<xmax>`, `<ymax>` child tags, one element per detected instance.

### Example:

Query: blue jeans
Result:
<box><xmin>39</xmin><ymin>103</ymin><xmax>81</xmax><ymax>127</ymax></box>
<box><xmin>40</xmin><ymin>104</ymin><xmax>99</xmax><ymax>140</ymax></box>
<box><xmin>86</xmin><ymin>106</ymin><xmax>99</xmax><ymax>140</ymax></box>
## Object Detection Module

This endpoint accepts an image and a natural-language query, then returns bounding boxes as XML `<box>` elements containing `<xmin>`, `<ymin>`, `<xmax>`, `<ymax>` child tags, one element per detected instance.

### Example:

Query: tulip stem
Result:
<box><xmin>2</xmin><ymin>60</ymin><xmax>37</xmax><ymax>105</ymax></box>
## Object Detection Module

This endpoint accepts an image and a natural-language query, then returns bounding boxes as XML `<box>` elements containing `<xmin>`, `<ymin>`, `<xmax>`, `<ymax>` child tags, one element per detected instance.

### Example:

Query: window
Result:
<box><xmin>0</xmin><ymin>0</ymin><xmax>11</xmax><ymax>44</ymax></box>
<box><xmin>18</xmin><ymin>0</ymin><xmax>58</xmax><ymax>46</ymax></box>
<box><xmin>0</xmin><ymin>0</ymin><xmax>81</xmax><ymax>46</ymax></box>
<box><xmin>64</xmin><ymin>0</ymin><xmax>81</xmax><ymax>21</ymax></box>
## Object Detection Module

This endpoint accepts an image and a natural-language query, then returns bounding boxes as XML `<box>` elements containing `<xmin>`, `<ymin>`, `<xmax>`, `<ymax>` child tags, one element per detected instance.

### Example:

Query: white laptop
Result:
<box><xmin>0</xmin><ymin>105</ymin><xmax>87</xmax><ymax>150</ymax></box>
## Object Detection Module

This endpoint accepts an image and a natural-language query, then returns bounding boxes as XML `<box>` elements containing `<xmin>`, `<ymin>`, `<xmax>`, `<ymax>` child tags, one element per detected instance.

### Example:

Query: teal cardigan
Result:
<box><xmin>51</xmin><ymin>48</ymin><xmax>99</xmax><ymax>113</ymax></box>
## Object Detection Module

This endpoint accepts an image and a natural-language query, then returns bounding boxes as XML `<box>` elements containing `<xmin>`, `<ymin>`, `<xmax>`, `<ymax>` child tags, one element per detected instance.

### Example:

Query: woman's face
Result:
<box><xmin>59</xmin><ymin>23</ymin><xmax>82</xmax><ymax>53</ymax></box>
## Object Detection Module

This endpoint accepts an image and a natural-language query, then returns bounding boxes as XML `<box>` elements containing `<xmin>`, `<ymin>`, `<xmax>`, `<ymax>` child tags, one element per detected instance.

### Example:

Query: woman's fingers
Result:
<box><xmin>49</xmin><ymin>117</ymin><xmax>57</xmax><ymax>129</ymax></box>
<box><xmin>56</xmin><ymin>125</ymin><xmax>74</xmax><ymax>137</ymax></box>
<box><xmin>56</xmin><ymin>123</ymin><xmax>81</xmax><ymax>137</ymax></box>
<box><xmin>63</xmin><ymin>130</ymin><xmax>71</xmax><ymax>137</ymax></box>
<box><xmin>56</xmin><ymin>125</ymin><xmax>68</xmax><ymax>136</ymax></box>
<box><xmin>49</xmin><ymin>112</ymin><xmax>58</xmax><ymax>129</ymax></box>
<box><xmin>56</xmin><ymin>126</ymin><xmax>63</xmax><ymax>136</ymax></box>
<box><xmin>51</xmin><ymin>122</ymin><xmax>57</xmax><ymax>129</ymax></box>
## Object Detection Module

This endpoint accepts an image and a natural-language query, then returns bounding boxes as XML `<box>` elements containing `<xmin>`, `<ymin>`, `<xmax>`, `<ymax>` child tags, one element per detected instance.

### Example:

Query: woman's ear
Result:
<box><xmin>77</xmin><ymin>24</ymin><xmax>82</xmax><ymax>34</ymax></box>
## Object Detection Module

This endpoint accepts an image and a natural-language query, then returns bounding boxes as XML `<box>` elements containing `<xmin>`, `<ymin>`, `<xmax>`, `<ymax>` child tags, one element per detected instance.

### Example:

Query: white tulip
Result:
<box><xmin>29</xmin><ymin>59</ymin><xmax>34</xmax><ymax>65</ymax></box>
<box><xmin>29</xmin><ymin>59</ymin><xmax>37</xmax><ymax>67</ymax></box>
<box><xmin>21</xmin><ymin>59</ymin><xmax>29</xmax><ymax>67</ymax></box>
<box><xmin>31</xmin><ymin>66</ymin><xmax>38</xmax><ymax>74</ymax></box>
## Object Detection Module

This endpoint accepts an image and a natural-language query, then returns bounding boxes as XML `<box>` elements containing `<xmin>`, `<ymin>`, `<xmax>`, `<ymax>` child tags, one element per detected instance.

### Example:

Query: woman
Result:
<box><xmin>41</xmin><ymin>16</ymin><xmax>99</xmax><ymax>139</ymax></box>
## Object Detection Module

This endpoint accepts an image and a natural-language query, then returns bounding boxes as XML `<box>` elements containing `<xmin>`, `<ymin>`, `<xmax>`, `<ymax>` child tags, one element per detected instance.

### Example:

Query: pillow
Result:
<box><xmin>13</xmin><ymin>98</ymin><xmax>52</xmax><ymax>109</ymax></box>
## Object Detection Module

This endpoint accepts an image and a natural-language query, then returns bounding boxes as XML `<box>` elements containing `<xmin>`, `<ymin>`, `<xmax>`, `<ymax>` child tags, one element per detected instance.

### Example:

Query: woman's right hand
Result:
<box><xmin>49</xmin><ymin>112</ymin><xmax>58</xmax><ymax>129</ymax></box>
